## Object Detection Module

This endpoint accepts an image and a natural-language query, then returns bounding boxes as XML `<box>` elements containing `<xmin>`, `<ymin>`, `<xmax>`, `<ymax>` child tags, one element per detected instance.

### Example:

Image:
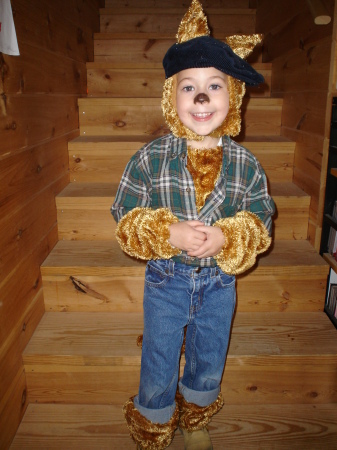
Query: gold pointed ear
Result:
<box><xmin>224</xmin><ymin>34</ymin><xmax>263</xmax><ymax>59</ymax></box>
<box><xmin>177</xmin><ymin>0</ymin><xmax>210</xmax><ymax>43</ymax></box>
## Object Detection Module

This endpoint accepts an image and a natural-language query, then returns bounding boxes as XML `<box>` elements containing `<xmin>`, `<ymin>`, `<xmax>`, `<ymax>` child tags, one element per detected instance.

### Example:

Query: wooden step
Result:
<box><xmin>41</xmin><ymin>240</ymin><xmax>328</xmax><ymax>313</ymax></box>
<box><xmin>99</xmin><ymin>8</ymin><xmax>256</xmax><ymax>36</ymax></box>
<box><xmin>68</xmin><ymin>135</ymin><xmax>295</xmax><ymax>184</ymax></box>
<box><xmin>94</xmin><ymin>35</ymin><xmax>262</xmax><ymax>64</ymax></box>
<box><xmin>11</xmin><ymin>402</ymin><xmax>337</xmax><ymax>449</ymax></box>
<box><xmin>22</xmin><ymin>311</ymin><xmax>337</xmax><ymax>405</ymax></box>
<box><xmin>78</xmin><ymin>98</ymin><xmax>283</xmax><ymax>137</ymax></box>
<box><xmin>87</xmin><ymin>63</ymin><xmax>271</xmax><ymax>98</ymax></box>
<box><xmin>104</xmin><ymin>0</ymin><xmax>251</xmax><ymax>9</ymax></box>
<box><xmin>55</xmin><ymin>181</ymin><xmax>309</xmax><ymax>241</ymax></box>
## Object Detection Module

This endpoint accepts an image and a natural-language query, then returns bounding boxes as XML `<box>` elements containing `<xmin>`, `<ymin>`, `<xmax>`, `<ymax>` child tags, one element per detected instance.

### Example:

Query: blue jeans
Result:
<box><xmin>133</xmin><ymin>259</ymin><xmax>236</xmax><ymax>424</ymax></box>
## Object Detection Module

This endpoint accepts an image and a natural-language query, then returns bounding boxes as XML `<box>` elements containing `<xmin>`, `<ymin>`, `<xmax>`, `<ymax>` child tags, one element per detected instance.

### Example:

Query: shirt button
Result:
<box><xmin>171</xmin><ymin>153</ymin><xmax>176</xmax><ymax>158</ymax></box>
<box><xmin>181</xmin><ymin>153</ymin><xmax>186</xmax><ymax>159</ymax></box>
<box><xmin>186</xmin><ymin>187</ymin><xmax>191</xmax><ymax>193</ymax></box>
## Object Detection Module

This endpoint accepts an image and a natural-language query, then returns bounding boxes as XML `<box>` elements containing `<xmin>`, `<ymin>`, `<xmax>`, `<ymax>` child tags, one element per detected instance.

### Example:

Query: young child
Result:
<box><xmin>111</xmin><ymin>1</ymin><xmax>275</xmax><ymax>448</ymax></box>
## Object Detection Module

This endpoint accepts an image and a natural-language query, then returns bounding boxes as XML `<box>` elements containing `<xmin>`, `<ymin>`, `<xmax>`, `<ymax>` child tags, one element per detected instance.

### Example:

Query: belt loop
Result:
<box><xmin>211</xmin><ymin>267</ymin><xmax>217</xmax><ymax>278</ymax></box>
<box><xmin>169</xmin><ymin>259</ymin><xmax>175</xmax><ymax>276</ymax></box>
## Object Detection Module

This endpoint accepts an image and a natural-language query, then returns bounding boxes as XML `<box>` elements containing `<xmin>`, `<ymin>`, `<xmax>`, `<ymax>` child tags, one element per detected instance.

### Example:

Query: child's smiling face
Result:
<box><xmin>176</xmin><ymin>67</ymin><xmax>229</xmax><ymax>143</ymax></box>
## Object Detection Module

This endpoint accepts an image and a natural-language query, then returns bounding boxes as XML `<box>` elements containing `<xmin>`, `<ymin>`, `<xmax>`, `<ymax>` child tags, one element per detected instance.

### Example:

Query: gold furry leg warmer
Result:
<box><xmin>176</xmin><ymin>391</ymin><xmax>224</xmax><ymax>431</ymax></box>
<box><xmin>123</xmin><ymin>396</ymin><xmax>179</xmax><ymax>450</ymax></box>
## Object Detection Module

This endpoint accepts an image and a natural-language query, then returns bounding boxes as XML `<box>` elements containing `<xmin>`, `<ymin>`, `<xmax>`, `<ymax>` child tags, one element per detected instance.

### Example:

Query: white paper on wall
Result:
<box><xmin>0</xmin><ymin>0</ymin><xmax>20</xmax><ymax>55</ymax></box>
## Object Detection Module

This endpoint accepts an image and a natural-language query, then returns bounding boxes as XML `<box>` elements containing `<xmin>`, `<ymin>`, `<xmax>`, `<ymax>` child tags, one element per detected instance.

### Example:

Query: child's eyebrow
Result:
<box><xmin>178</xmin><ymin>75</ymin><xmax>227</xmax><ymax>84</ymax></box>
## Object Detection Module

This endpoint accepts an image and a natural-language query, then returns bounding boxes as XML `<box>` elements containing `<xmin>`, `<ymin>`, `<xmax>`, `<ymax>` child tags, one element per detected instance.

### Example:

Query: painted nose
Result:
<box><xmin>194</xmin><ymin>93</ymin><xmax>210</xmax><ymax>105</ymax></box>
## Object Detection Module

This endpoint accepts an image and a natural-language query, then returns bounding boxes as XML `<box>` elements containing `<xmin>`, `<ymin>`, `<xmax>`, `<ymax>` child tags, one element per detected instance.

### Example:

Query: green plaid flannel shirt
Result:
<box><xmin>111</xmin><ymin>133</ymin><xmax>275</xmax><ymax>267</ymax></box>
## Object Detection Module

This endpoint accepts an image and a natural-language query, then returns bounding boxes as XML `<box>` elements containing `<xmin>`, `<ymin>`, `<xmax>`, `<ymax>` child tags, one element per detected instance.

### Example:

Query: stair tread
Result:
<box><xmin>78</xmin><ymin>97</ymin><xmax>283</xmax><ymax>106</ymax></box>
<box><xmin>94</xmin><ymin>32</ymin><xmax>253</xmax><ymax>40</ymax></box>
<box><xmin>69</xmin><ymin>134</ymin><xmax>295</xmax><ymax>146</ymax></box>
<box><xmin>56</xmin><ymin>181</ymin><xmax>309</xmax><ymax>200</ymax></box>
<box><xmin>11</xmin><ymin>402</ymin><xmax>337</xmax><ymax>450</ymax></box>
<box><xmin>23</xmin><ymin>311</ymin><xmax>337</xmax><ymax>361</ymax></box>
<box><xmin>100</xmin><ymin>7</ymin><xmax>256</xmax><ymax>14</ymax></box>
<box><xmin>87</xmin><ymin>61</ymin><xmax>272</xmax><ymax>70</ymax></box>
<box><xmin>41</xmin><ymin>240</ymin><xmax>328</xmax><ymax>276</ymax></box>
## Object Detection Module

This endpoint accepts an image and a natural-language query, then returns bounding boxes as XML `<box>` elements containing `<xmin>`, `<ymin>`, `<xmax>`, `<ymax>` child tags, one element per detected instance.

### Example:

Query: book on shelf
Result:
<box><xmin>327</xmin><ymin>283</ymin><xmax>337</xmax><ymax>318</ymax></box>
<box><xmin>328</xmin><ymin>200</ymin><xmax>337</xmax><ymax>260</ymax></box>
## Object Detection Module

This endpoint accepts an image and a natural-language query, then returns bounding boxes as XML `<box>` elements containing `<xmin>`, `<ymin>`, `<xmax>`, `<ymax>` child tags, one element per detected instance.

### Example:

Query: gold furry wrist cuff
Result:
<box><xmin>115</xmin><ymin>207</ymin><xmax>181</xmax><ymax>260</ymax></box>
<box><xmin>213</xmin><ymin>211</ymin><xmax>271</xmax><ymax>275</ymax></box>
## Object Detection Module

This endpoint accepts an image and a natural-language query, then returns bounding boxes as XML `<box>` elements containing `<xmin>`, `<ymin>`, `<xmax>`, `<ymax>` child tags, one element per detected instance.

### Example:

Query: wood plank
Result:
<box><xmin>68</xmin><ymin>136</ymin><xmax>294</xmax><ymax>183</ymax></box>
<box><xmin>0</xmin><ymin>369</ymin><xmax>27</xmax><ymax>450</ymax></box>
<box><xmin>272</xmin><ymin>38</ymin><xmax>331</xmax><ymax>95</ymax></box>
<box><xmin>42</xmin><ymin>270</ymin><xmax>327</xmax><ymax>313</ymax></box>
<box><xmin>41</xmin><ymin>239</ymin><xmax>328</xmax><ymax>276</ymax></box>
<box><xmin>87</xmin><ymin>65</ymin><xmax>271</xmax><ymax>98</ymax></box>
<box><xmin>0</xmin><ymin>290</ymin><xmax>44</xmax><ymax>412</ymax></box>
<box><xmin>99</xmin><ymin>10</ymin><xmax>256</xmax><ymax>35</ymax></box>
<box><xmin>0</xmin><ymin>95</ymin><xmax>80</xmax><ymax>157</ymax></box>
<box><xmin>55</xmin><ymin>181</ymin><xmax>309</xmax><ymax>241</ymax></box>
<box><xmin>23</xmin><ymin>312</ymin><xmax>337</xmax><ymax>405</ymax></box>
<box><xmin>41</xmin><ymin>239</ymin><xmax>328</xmax><ymax>313</ymax></box>
<box><xmin>258</xmin><ymin>1</ymin><xmax>333</xmax><ymax>63</ymax></box>
<box><xmin>104</xmin><ymin>0</ymin><xmax>251</xmax><ymax>8</ymax></box>
<box><xmin>93</xmin><ymin>37</ymin><xmax>261</xmax><ymax>63</ymax></box>
<box><xmin>2</xmin><ymin>43</ymin><xmax>87</xmax><ymax>95</ymax></box>
<box><xmin>12</xmin><ymin>0</ymin><xmax>98</xmax><ymax>63</ymax></box>
<box><xmin>323</xmin><ymin>253</ymin><xmax>337</xmax><ymax>273</ymax></box>
<box><xmin>78</xmin><ymin>98</ymin><xmax>283</xmax><ymax>137</ymax></box>
<box><xmin>10</xmin><ymin>403</ymin><xmax>337</xmax><ymax>449</ymax></box>
<box><xmin>0</xmin><ymin>132</ymin><xmax>75</xmax><ymax>218</ymax></box>
<box><xmin>0</xmin><ymin>175</ymin><xmax>68</xmax><ymax>285</ymax></box>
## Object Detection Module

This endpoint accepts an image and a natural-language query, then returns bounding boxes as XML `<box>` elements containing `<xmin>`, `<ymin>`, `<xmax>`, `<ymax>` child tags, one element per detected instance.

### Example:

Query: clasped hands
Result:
<box><xmin>169</xmin><ymin>220</ymin><xmax>225</xmax><ymax>259</ymax></box>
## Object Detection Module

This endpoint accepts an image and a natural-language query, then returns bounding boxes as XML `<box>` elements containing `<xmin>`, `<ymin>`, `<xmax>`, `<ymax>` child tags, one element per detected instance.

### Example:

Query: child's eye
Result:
<box><xmin>209</xmin><ymin>84</ymin><xmax>221</xmax><ymax>90</ymax></box>
<box><xmin>182</xmin><ymin>85</ymin><xmax>194</xmax><ymax>92</ymax></box>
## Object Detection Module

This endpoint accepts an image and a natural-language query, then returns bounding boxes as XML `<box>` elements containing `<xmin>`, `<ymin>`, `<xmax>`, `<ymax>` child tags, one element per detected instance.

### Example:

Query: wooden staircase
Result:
<box><xmin>11</xmin><ymin>1</ymin><xmax>337</xmax><ymax>448</ymax></box>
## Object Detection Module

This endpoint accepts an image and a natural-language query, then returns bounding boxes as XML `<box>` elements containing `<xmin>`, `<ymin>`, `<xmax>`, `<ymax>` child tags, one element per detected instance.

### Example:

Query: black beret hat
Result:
<box><xmin>163</xmin><ymin>35</ymin><xmax>264</xmax><ymax>86</ymax></box>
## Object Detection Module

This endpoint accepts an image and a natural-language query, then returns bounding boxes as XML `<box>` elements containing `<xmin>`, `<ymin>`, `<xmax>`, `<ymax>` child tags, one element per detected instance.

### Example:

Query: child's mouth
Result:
<box><xmin>192</xmin><ymin>112</ymin><xmax>213</xmax><ymax>121</ymax></box>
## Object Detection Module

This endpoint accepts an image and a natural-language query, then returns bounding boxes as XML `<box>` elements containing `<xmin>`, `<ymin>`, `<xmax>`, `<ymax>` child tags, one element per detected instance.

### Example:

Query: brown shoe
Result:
<box><xmin>180</xmin><ymin>427</ymin><xmax>213</xmax><ymax>450</ymax></box>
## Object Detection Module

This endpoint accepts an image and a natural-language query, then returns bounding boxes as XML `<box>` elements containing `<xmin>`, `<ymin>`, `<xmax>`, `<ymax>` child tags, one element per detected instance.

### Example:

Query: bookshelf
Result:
<box><xmin>320</xmin><ymin>98</ymin><xmax>337</xmax><ymax>328</ymax></box>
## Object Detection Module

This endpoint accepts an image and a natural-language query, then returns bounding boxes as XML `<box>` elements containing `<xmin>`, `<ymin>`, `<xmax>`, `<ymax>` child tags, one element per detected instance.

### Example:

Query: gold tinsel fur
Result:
<box><xmin>115</xmin><ymin>207</ymin><xmax>181</xmax><ymax>260</ymax></box>
<box><xmin>186</xmin><ymin>146</ymin><xmax>223</xmax><ymax>211</ymax></box>
<box><xmin>123</xmin><ymin>396</ymin><xmax>179</xmax><ymax>449</ymax></box>
<box><xmin>176</xmin><ymin>0</ymin><xmax>210</xmax><ymax>43</ymax></box>
<box><xmin>176</xmin><ymin>390</ymin><xmax>224</xmax><ymax>431</ymax></box>
<box><xmin>213</xmin><ymin>210</ymin><xmax>271</xmax><ymax>275</ymax></box>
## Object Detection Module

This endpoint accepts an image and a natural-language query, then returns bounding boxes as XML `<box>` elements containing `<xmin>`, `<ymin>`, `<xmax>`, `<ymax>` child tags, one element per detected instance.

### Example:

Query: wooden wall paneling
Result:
<box><xmin>0</xmin><ymin>133</ymin><xmax>75</xmax><ymax>218</ymax></box>
<box><xmin>12</xmin><ymin>0</ymin><xmax>96</xmax><ymax>63</ymax></box>
<box><xmin>0</xmin><ymin>95</ymin><xmax>79</xmax><ymax>157</ymax></box>
<box><xmin>1</xmin><ymin>45</ymin><xmax>87</xmax><ymax>95</ymax></box>
<box><xmin>0</xmin><ymin>291</ymin><xmax>44</xmax><ymax>417</ymax></box>
<box><xmin>256</xmin><ymin>0</ymin><xmax>333</xmax><ymax>61</ymax></box>
<box><xmin>255</xmin><ymin>0</ymin><xmax>304</xmax><ymax>35</ymax></box>
<box><xmin>0</xmin><ymin>175</ymin><xmax>68</xmax><ymax>303</ymax></box>
<box><xmin>271</xmin><ymin>38</ymin><xmax>331</xmax><ymax>94</ymax></box>
<box><xmin>0</xmin><ymin>368</ymin><xmax>27</xmax><ymax>450</ymax></box>
<box><xmin>280</xmin><ymin>92</ymin><xmax>328</xmax><ymax>136</ymax></box>
<box><xmin>0</xmin><ymin>0</ymin><xmax>102</xmax><ymax>447</ymax></box>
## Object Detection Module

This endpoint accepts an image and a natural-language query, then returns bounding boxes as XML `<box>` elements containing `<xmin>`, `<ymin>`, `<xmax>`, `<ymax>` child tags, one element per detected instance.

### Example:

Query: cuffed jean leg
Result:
<box><xmin>137</xmin><ymin>260</ymin><xmax>188</xmax><ymax>421</ymax></box>
<box><xmin>181</xmin><ymin>267</ymin><xmax>236</xmax><ymax>407</ymax></box>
